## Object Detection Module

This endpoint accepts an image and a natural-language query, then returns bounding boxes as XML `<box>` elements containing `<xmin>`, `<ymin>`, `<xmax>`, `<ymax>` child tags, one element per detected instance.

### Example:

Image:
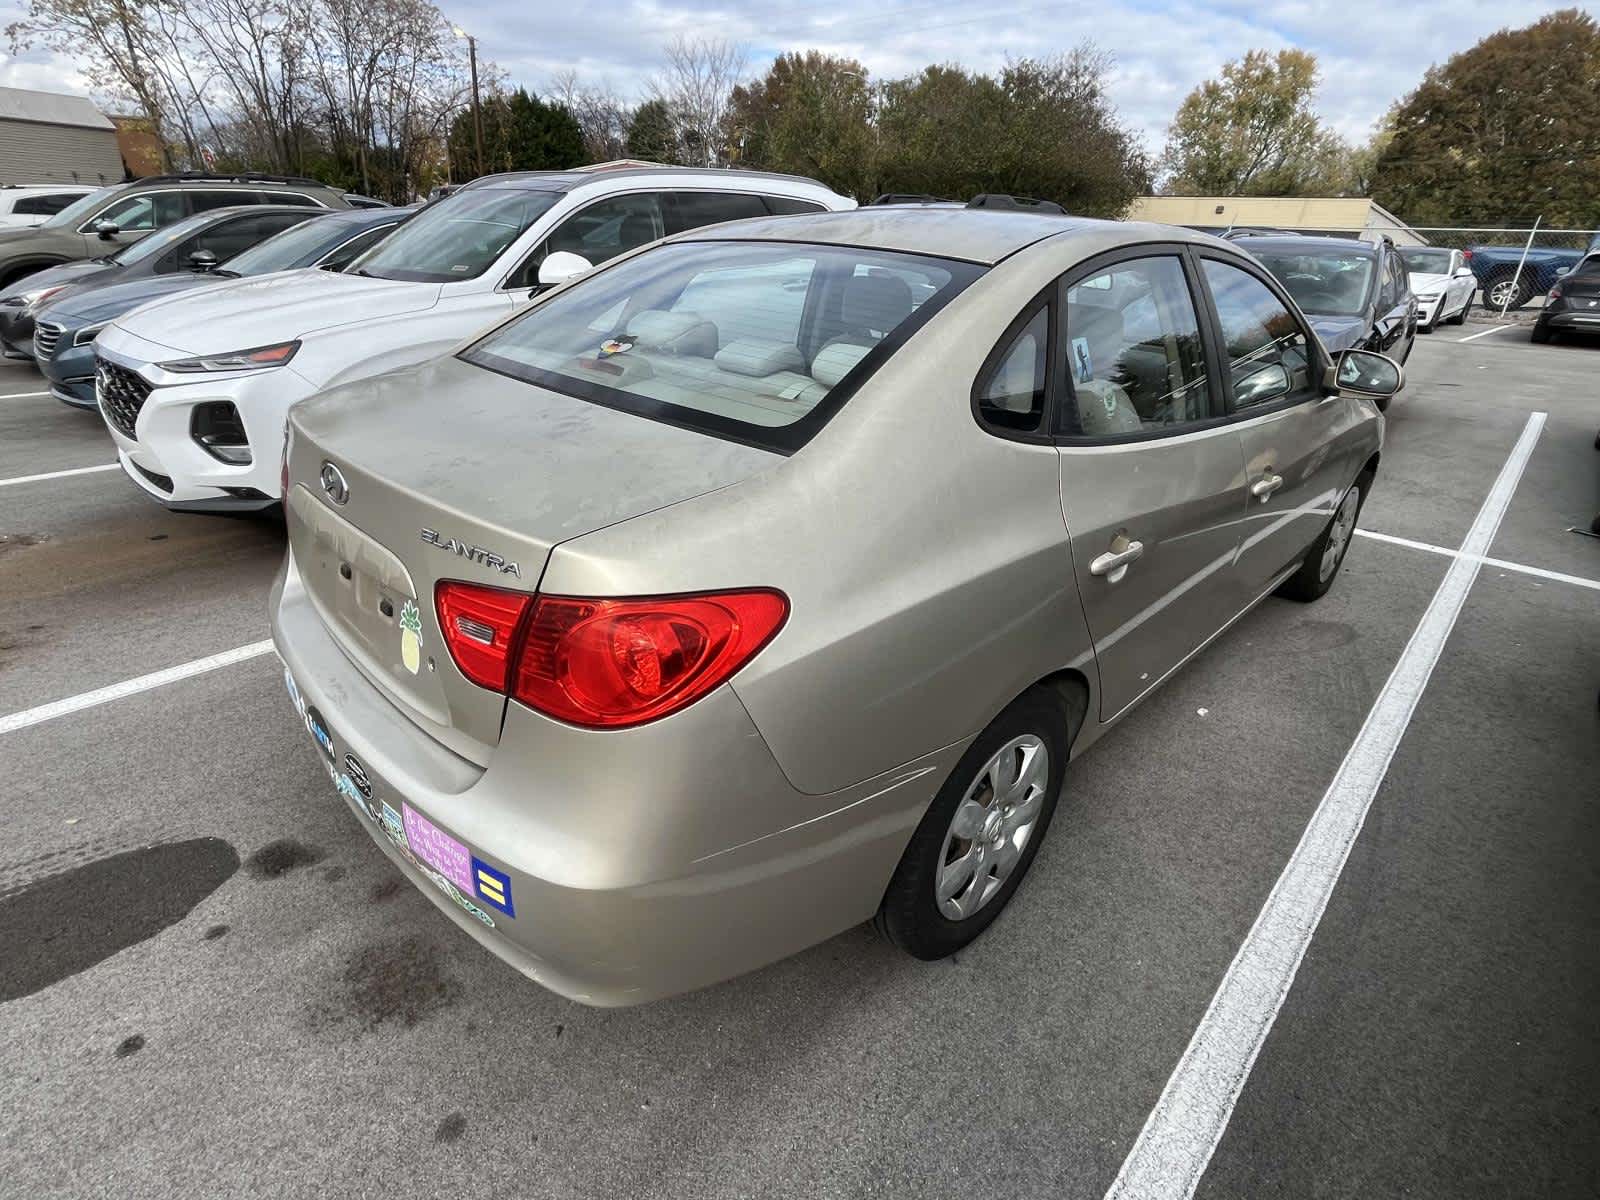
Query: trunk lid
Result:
<box><xmin>286</xmin><ymin>354</ymin><xmax>779</xmax><ymax>761</ymax></box>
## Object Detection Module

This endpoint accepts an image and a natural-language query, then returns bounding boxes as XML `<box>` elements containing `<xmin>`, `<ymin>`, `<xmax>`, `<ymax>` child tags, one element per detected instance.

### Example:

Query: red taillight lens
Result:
<box><xmin>435</xmin><ymin>581</ymin><xmax>534</xmax><ymax>691</ymax></box>
<box><xmin>1461</xmin><ymin>250</ymin><xmax>1473</xmax><ymax>261</ymax></box>
<box><xmin>1548</xmin><ymin>286</ymin><xmax>1562</xmax><ymax>300</ymax></box>
<box><xmin>511</xmin><ymin>590</ymin><xmax>788</xmax><ymax>728</ymax></box>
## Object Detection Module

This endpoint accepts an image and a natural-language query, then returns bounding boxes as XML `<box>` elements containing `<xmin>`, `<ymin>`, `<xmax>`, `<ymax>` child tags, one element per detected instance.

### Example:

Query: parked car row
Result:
<box><xmin>12</xmin><ymin>167</ymin><xmax>1407</xmax><ymax>1005</ymax></box>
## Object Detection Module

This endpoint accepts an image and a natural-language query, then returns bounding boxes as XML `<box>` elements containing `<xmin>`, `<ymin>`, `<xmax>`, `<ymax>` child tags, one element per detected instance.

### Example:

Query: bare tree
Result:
<box><xmin>650</xmin><ymin>35</ymin><xmax>745</xmax><ymax>166</ymax></box>
<box><xmin>549</xmin><ymin>67</ymin><xmax>630</xmax><ymax>162</ymax></box>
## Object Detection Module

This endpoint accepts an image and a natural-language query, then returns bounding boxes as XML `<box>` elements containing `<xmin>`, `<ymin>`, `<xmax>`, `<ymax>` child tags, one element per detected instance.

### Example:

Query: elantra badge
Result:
<box><xmin>320</xmin><ymin>461</ymin><xmax>349</xmax><ymax>505</ymax></box>
<box><xmin>420</xmin><ymin>528</ymin><xmax>521</xmax><ymax>577</ymax></box>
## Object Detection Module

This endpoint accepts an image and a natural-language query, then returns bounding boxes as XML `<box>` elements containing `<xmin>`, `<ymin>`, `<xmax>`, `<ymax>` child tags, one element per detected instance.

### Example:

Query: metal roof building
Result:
<box><xmin>1126</xmin><ymin>195</ymin><xmax>1426</xmax><ymax>246</ymax></box>
<box><xmin>0</xmin><ymin>86</ymin><xmax>125</xmax><ymax>186</ymax></box>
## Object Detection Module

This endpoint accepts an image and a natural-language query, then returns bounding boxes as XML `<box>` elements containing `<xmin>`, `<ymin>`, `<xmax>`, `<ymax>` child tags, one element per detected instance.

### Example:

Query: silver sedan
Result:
<box><xmin>271</xmin><ymin>208</ymin><xmax>1394</xmax><ymax>1004</ymax></box>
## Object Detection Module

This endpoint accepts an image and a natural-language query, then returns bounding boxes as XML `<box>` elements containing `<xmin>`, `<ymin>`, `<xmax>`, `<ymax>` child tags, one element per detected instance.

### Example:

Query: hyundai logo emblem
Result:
<box><xmin>320</xmin><ymin>461</ymin><xmax>349</xmax><ymax>505</ymax></box>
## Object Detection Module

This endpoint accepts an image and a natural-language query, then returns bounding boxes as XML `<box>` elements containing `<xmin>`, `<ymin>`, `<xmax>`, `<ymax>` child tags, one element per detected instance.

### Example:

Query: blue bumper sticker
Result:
<box><xmin>472</xmin><ymin>857</ymin><xmax>515</xmax><ymax>918</ymax></box>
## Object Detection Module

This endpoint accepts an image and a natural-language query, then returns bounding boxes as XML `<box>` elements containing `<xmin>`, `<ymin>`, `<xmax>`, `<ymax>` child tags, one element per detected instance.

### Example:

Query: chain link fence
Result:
<box><xmin>1383</xmin><ymin>225</ymin><xmax>1600</xmax><ymax>314</ymax></box>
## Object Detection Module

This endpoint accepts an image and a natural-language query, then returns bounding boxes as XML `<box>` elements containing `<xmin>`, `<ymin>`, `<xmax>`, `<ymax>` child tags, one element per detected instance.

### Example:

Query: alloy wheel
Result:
<box><xmin>1320</xmin><ymin>486</ymin><xmax>1361</xmax><ymax>583</ymax></box>
<box><xmin>935</xmin><ymin>735</ymin><xmax>1048</xmax><ymax>920</ymax></box>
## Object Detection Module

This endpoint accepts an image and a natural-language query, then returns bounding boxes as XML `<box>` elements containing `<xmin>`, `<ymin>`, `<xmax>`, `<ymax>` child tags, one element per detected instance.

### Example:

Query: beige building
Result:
<box><xmin>0</xmin><ymin>86</ymin><xmax>124</xmax><ymax>185</ymax></box>
<box><xmin>1126</xmin><ymin>196</ymin><xmax>1424</xmax><ymax>245</ymax></box>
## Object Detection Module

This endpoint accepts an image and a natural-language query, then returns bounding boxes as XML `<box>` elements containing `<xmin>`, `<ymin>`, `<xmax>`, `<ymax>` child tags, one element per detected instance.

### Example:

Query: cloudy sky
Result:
<box><xmin>1</xmin><ymin>0</ymin><xmax>1593</xmax><ymax>152</ymax></box>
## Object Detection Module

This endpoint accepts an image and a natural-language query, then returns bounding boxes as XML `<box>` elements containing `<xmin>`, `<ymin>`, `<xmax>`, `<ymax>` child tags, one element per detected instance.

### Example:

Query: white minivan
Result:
<box><xmin>92</xmin><ymin>166</ymin><xmax>856</xmax><ymax>512</ymax></box>
<box><xmin>0</xmin><ymin>185</ymin><xmax>96</xmax><ymax>229</ymax></box>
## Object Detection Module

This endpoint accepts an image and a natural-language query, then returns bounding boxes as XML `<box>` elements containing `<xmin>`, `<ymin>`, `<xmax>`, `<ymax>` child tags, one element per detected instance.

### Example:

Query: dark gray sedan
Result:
<box><xmin>35</xmin><ymin>206</ymin><xmax>411</xmax><ymax>407</ymax></box>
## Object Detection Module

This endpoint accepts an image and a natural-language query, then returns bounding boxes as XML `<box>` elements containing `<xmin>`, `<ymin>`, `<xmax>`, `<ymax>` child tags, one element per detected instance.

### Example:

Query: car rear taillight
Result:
<box><xmin>1461</xmin><ymin>250</ymin><xmax>1473</xmax><ymax>261</ymax></box>
<box><xmin>436</xmin><ymin>584</ymin><xmax>787</xmax><ymax>728</ymax></box>
<box><xmin>435</xmin><ymin>581</ymin><xmax>534</xmax><ymax>690</ymax></box>
<box><xmin>1548</xmin><ymin>286</ymin><xmax>1562</xmax><ymax>300</ymax></box>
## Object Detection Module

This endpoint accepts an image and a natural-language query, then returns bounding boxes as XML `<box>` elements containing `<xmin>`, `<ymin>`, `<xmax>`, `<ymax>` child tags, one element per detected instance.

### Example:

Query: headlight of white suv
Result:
<box><xmin>159</xmin><ymin>341</ymin><xmax>300</xmax><ymax>373</ymax></box>
<box><xmin>73</xmin><ymin>323</ymin><xmax>106</xmax><ymax>347</ymax></box>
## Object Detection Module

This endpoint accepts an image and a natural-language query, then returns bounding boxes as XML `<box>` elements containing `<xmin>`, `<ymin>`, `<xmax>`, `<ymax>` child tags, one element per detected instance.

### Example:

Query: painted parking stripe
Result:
<box><xmin>1104</xmin><ymin>411</ymin><xmax>1546</xmax><ymax>1200</ymax></box>
<box><xmin>1355</xmin><ymin>528</ymin><xmax>1600</xmax><ymax>593</ymax></box>
<box><xmin>0</xmin><ymin>640</ymin><xmax>276</xmax><ymax>736</ymax></box>
<box><xmin>1456</xmin><ymin>323</ymin><xmax>1518</xmax><ymax>343</ymax></box>
<box><xmin>0</xmin><ymin>463</ymin><xmax>118</xmax><ymax>487</ymax></box>
<box><xmin>0</xmin><ymin>389</ymin><xmax>51</xmax><ymax>399</ymax></box>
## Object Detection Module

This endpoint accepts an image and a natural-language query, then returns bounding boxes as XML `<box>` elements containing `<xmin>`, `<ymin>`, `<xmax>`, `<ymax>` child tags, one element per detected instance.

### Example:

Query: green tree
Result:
<box><xmin>624</xmin><ymin>98</ymin><xmax>679</xmax><ymax>162</ymax></box>
<box><xmin>876</xmin><ymin>50</ymin><xmax>1148</xmax><ymax>216</ymax></box>
<box><xmin>1370</xmin><ymin>8</ymin><xmax>1600</xmax><ymax>226</ymax></box>
<box><xmin>727</xmin><ymin>52</ymin><xmax>876</xmax><ymax>199</ymax></box>
<box><xmin>450</xmin><ymin>88</ymin><xmax>584</xmax><ymax>177</ymax></box>
<box><xmin>1160</xmin><ymin>49</ymin><xmax>1349</xmax><ymax>196</ymax></box>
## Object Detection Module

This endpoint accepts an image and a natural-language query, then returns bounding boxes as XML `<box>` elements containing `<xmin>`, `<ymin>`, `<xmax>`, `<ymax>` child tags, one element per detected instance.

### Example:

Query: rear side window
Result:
<box><xmin>763</xmin><ymin>196</ymin><xmax>826</xmax><ymax>216</ymax></box>
<box><xmin>1199</xmin><ymin>259</ymin><xmax>1319</xmax><ymax>410</ymax></box>
<box><xmin>464</xmin><ymin>240</ymin><xmax>979</xmax><ymax>453</ymax></box>
<box><xmin>1060</xmin><ymin>256</ymin><xmax>1213</xmax><ymax>436</ymax></box>
<box><xmin>185</xmin><ymin>190</ymin><xmax>263</xmax><ymax>213</ymax></box>
<box><xmin>667</xmin><ymin>191</ymin><xmax>769</xmax><ymax>232</ymax></box>
<box><xmin>975</xmin><ymin>306</ymin><xmax>1048</xmax><ymax>434</ymax></box>
<box><xmin>14</xmin><ymin>193</ymin><xmax>82</xmax><ymax>216</ymax></box>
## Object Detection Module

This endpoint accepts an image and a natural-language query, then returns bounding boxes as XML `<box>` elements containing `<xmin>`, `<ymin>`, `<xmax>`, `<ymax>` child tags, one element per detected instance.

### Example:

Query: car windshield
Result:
<box><xmin>351</xmin><ymin>187</ymin><xmax>560</xmax><ymax>282</ymax></box>
<box><xmin>1250</xmin><ymin>250</ymin><xmax>1376</xmax><ymax>316</ymax></box>
<box><xmin>40</xmin><ymin>186</ymin><xmax>118</xmax><ymax>229</ymax></box>
<box><xmin>223</xmin><ymin>213</ymin><xmax>345</xmax><ymax>275</ymax></box>
<box><xmin>1400</xmin><ymin>248</ymin><xmax>1452</xmax><ymax>275</ymax></box>
<box><xmin>462</xmin><ymin>239</ymin><xmax>979</xmax><ymax>454</ymax></box>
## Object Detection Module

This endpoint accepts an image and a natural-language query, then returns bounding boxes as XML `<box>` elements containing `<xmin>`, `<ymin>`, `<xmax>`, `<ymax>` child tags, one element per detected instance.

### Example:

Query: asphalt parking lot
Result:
<box><xmin>2</xmin><ymin>321</ymin><xmax>1596</xmax><ymax>1199</ymax></box>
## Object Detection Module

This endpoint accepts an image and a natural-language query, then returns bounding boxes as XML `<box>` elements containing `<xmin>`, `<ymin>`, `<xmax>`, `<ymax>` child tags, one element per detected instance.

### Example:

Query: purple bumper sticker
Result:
<box><xmin>402</xmin><ymin>803</ymin><xmax>474</xmax><ymax>894</ymax></box>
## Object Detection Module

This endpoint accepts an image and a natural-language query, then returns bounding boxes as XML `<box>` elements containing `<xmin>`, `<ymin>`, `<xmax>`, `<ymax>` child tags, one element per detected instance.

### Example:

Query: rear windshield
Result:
<box><xmin>351</xmin><ymin>187</ymin><xmax>560</xmax><ymax>282</ymax></box>
<box><xmin>462</xmin><ymin>240</ymin><xmax>980</xmax><ymax>453</ymax></box>
<box><xmin>1399</xmin><ymin>248</ymin><xmax>1452</xmax><ymax>274</ymax></box>
<box><xmin>1250</xmin><ymin>250</ymin><xmax>1376</xmax><ymax>316</ymax></box>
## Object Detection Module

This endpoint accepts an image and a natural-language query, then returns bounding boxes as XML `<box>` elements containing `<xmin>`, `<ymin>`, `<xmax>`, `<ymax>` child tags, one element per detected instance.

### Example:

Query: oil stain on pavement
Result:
<box><xmin>244</xmin><ymin>838</ymin><xmax>323</xmax><ymax>878</ymax></box>
<box><xmin>0</xmin><ymin>838</ymin><xmax>239</xmax><ymax>1003</ymax></box>
<box><xmin>307</xmin><ymin>934</ymin><xmax>461</xmax><ymax>1032</ymax></box>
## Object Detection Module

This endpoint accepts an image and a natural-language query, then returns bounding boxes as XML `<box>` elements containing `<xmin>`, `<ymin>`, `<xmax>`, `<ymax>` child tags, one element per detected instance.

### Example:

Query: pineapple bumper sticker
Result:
<box><xmin>400</xmin><ymin>598</ymin><xmax>423</xmax><ymax>674</ymax></box>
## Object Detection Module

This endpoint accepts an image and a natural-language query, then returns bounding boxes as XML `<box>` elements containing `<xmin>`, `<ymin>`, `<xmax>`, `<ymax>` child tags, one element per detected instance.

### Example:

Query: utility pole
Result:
<box><xmin>455</xmin><ymin>27</ymin><xmax>484</xmax><ymax>179</ymax></box>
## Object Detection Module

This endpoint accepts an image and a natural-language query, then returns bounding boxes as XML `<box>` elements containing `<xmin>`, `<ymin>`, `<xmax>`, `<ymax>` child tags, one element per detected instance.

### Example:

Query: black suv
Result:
<box><xmin>0</xmin><ymin>172</ymin><xmax>350</xmax><ymax>290</ymax></box>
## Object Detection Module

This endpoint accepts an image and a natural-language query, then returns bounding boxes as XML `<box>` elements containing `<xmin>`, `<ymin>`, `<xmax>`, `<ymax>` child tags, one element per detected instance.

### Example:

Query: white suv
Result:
<box><xmin>92</xmin><ymin>167</ymin><xmax>856</xmax><ymax>512</ymax></box>
<box><xmin>0</xmin><ymin>185</ymin><xmax>97</xmax><ymax>229</ymax></box>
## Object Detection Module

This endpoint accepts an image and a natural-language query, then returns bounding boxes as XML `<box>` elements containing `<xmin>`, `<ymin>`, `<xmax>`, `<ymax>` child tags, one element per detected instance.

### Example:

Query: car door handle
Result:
<box><xmin>1089</xmin><ymin>540</ymin><xmax>1144</xmax><ymax>582</ymax></box>
<box><xmin>1251</xmin><ymin>474</ymin><xmax>1285</xmax><ymax>502</ymax></box>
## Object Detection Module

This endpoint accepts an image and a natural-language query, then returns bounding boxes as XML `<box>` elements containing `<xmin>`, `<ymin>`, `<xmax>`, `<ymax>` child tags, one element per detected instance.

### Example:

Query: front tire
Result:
<box><xmin>875</xmin><ymin>689</ymin><xmax>1068</xmax><ymax>960</ymax></box>
<box><xmin>1449</xmin><ymin>294</ymin><xmax>1472</xmax><ymax>324</ymax></box>
<box><xmin>1277</xmin><ymin>473</ymin><xmax>1370</xmax><ymax>603</ymax></box>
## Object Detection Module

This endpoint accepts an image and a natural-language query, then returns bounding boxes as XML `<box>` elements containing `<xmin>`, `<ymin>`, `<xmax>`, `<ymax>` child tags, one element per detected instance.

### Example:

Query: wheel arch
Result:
<box><xmin>0</xmin><ymin>256</ymin><xmax>70</xmax><ymax>289</ymax></box>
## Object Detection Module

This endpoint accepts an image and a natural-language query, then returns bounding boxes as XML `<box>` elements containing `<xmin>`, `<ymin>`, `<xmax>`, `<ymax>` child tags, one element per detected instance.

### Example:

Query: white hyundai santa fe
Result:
<box><xmin>90</xmin><ymin>166</ymin><xmax>855</xmax><ymax>512</ymax></box>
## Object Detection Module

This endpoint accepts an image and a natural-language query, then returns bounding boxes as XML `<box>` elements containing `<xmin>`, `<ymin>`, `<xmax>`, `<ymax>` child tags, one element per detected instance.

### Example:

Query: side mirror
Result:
<box><xmin>1453</xmin><ymin>266</ymin><xmax>1475</xmax><ymax>278</ymax></box>
<box><xmin>537</xmin><ymin>250</ymin><xmax>592</xmax><ymax>288</ymax></box>
<box><xmin>93</xmin><ymin>219</ymin><xmax>120</xmax><ymax>239</ymax></box>
<box><xmin>1234</xmin><ymin>362</ymin><xmax>1291</xmax><ymax>407</ymax></box>
<box><xmin>1555</xmin><ymin>266</ymin><xmax>1571</xmax><ymax>278</ymax></box>
<box><xmin>188</xmin><ymin>249</ymin><xmax>219</xmax><ymax>272</ymax></box>
<box><xmin>1327</xmin><ymin>349</ymin><xmax>1403</xmax><ymax>398</ymax></box>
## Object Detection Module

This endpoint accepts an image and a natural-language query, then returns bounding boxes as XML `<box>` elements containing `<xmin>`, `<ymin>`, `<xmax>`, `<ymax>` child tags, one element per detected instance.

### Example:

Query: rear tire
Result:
<box><xmin>875</xmin><ymin>689</ymin><xmax>1069</xmax><ymax>960</ymax></box>
<box><xmin>1276</xmin><ymin>473</ymin><xmax>1370</xmax><ymax>603</ymax></box>
<box><xmin>1485</xmin><ymin>275</ymin><xmax>1531</xmax><ymax>311</ymax></box>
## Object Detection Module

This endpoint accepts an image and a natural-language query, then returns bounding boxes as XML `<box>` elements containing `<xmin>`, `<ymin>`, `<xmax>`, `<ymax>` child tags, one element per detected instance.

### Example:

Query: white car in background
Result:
<box><xmin>91</xmin><ymin>166</ymin><xmax>856</xmax><ymax>512</ymax></box>
<box><xmin>1400</xmin><ymin>246</ymin><xmax>1476</xmax><ymax>330</ymax></box>
<box><xmin>0</xmin><ymin>185</ymin><xmax>97</xmax><ymax>229</ymax></box>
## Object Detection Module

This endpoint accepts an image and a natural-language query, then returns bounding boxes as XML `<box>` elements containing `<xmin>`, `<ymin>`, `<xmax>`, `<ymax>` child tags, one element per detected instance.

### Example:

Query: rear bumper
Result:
<box><xmin>1536</xmin><ymin>307</ymin><xmax>1600</xmax><ymax>332</ymax></box>
<box><xmin>269</xmin><ymin>548</ymin><xmax>959</xmax><ymax>1005</ymax></box>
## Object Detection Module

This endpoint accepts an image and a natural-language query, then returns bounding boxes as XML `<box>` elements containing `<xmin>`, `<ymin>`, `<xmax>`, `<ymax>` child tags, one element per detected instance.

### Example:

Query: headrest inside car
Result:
<box><xmin>715</xmin><ymin>338</ymin><xmax>805</xmax><ymax>378</ymax></box>
<box><xmin>627</xmin><ymin>310</ymin><xmax>718</xmax><ymax>357</ymax></box>
<box><xmin>842</xmin><ymin>273</ymin><xmax>913</xmax><ymax>334</ymax></box>
<box><xmin>810</xmin><ymin>339</ymin><xmax>873</xmax><ymax>388</ymax></box>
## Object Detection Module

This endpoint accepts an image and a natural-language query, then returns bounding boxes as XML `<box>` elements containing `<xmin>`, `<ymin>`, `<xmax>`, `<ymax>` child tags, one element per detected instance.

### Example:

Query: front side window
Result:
<box><xmin>92</xmin><ymin>192</ymin><xmax>184</xmax><ymax>233</ymax></box>
<box><xmin>1060</xmin><ymin>256</ymin><xmax>1212</xmax><ymax>436</ymax></box>
<box><xmin>464</xmin><ymin>240</ymin><xmax>976</xmax><ymax>453</ymax></box>
<box><xmin>111</xmin><ymin>209</ymin><xmax>221</xmax><ymax>265</ymax></box>
<box><xmin>183</xmin><ymin>211</ymin><xmax>313</xmax><ymax>268</ymax></box>
<box><xmin>224</xmin><ymin>213</ymin><xmax>347</xmax><ymax>274</ymax></box>
<box><xmin>975</xmin><ymin>307</ymin><xmax>1048</xmax><ymax>434</ymax></box>
<box><xmin>354</xmin><ymin>187</ymin><xmax>561</xmax><ymax>282</ymax></box>
<box><xmin>1200</xmin><ymin>259</ymin><xmax>1319</xmax><ymax>410</ymax></box>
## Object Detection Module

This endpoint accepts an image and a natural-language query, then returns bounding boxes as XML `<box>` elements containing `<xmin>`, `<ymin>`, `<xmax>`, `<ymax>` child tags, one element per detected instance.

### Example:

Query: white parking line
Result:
<box><xmin>0</xmin><ymin>640</ymin><xmax>276</xmax><ymax>736</ymax></box>
<box><xmin>1105</xmin><ymin>411</ymin><xmax>1547</xmax><ymax>1200</ymax></box>
<box><xmin>1356</xmin><ymin>528</ymin><xmax>1600</xmax><ymax>593</ymax></box>
<box><xmin>0</xmin><ymin>389</ymin><xmax>51</xmax><ymax>399</ymax></box>
<box><xmin>0</xmin><ymin>463</ymin><xmax>118</xmax><ymax>487</ymax></box>
<box><xmin>1456</xmin><ymin>323</ymin><xmax>1519</xmax><ymax>344</ymax></box>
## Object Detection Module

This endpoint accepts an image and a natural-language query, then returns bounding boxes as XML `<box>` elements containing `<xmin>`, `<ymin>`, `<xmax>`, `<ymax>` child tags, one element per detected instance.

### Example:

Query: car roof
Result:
<box><xmin>462</xmin><ymin>165</ymin><xmax>838</xmax><ymax>196</ymax></box>
<box><xmin>668</xmin><ymin>209</ymin><xmax>1216</xmax><ymax>266</ymax></box>
<box><xmin>1231</xmin><ymin>234</ymin><xmax>1378</xmax><ymax>257</ymax></box>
